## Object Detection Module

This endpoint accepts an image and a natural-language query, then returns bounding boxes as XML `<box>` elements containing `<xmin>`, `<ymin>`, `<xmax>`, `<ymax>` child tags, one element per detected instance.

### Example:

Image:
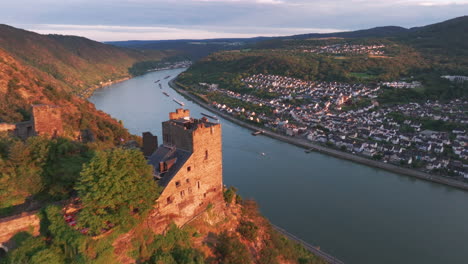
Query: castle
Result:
<box><xmin>0</xmin><ymin>104</ymin><xmax>63</xmax><ymax>139</ymax></box>
<box><xmin>145</xmin><ymin>109</ymin><xmax>224</xmax><ymax>231</ymax></box>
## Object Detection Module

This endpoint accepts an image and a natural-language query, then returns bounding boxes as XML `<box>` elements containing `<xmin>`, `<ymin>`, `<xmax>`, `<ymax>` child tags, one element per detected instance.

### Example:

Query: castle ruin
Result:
<box><xmin>0</xmin><ymin>104</ymin><xmax>63</xmax><ymax>139</ymax></box>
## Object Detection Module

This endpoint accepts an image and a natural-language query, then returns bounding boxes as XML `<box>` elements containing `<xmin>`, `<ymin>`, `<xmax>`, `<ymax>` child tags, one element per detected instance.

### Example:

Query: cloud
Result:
<box><xmin>20</xmin><ymin>23</ymin><xmax>345</xmax><ymax>41</ymax></box>
<box><xmin>416</xmin><ymin>0</ymin><xmax>468</xmax><ymax>6</ymax></box>
<box><xmin>3</xmin><ymin>0</ymin><xmax>467</xmax><ymax>41</ymax></box>
<box><xmin>194</xmin><ymin>0</ymin><xmax>284</xmax><ymax>4</ymax></box>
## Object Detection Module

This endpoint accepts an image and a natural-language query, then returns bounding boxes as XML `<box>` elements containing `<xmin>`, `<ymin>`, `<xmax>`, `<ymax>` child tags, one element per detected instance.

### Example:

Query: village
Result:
<box><xmin>206</xmin><ymin>74</ymin><xmax>468</xmax><ymax>179</ymax></box>
<box><xmin>301</xmin><ymin>43</ymin><xmax>386</xmax><ymax>55</ymax></box>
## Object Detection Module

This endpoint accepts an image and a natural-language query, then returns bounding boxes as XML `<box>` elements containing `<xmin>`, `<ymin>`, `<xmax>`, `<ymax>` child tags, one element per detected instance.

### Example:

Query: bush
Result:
<box><xmin>237</xmin><ymin>220</ymin><xmax>259</xmax><ymax>241</ymax></box>
<box><xmin>215</xmin><ymin>231</ymin><xmax>252</xmax><ymax>264</ymax></box>
<box><xmin>223</xmin><ymin>186</ymin><xmax>238</xmax><ymax>204</ymax></box>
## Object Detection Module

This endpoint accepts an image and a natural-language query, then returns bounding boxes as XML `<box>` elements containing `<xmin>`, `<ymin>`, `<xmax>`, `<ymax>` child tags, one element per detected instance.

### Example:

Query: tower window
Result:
<box><xmin>205</xmin><ymin>150</ymin><xmax>208</xmax><ymax>160</ymax></box>
<box><xmin>167</xmin><ymin>197</ymin><xmax>172</xmax><ymax>204</ymax></box>
<box><xmin>180</xmin><ymin>190</ymin><xmax>185</xmax><ymax>198</ymax></box>
<box><xmin>186</xmin><ymin>179</ymin><xmax>190</xmax><ymax>183</ymax></box>
<box><xmin>187</xmin><ymin>166</ymin><xmax>191</xmax><ymax>172</ymax></box>
<box><xmin>175</xmin><ymin>181</ymin><xmax>181</xmax><ymax>188</ymax></box>
<box><xmin>197</xmin><ymin>181</ymin><xmax>200</xmax><ymax>189</ymax></box>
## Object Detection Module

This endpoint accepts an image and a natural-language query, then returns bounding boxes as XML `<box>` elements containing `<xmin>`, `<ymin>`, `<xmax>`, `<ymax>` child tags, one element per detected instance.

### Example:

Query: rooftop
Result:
<box><xmin>147</xmin><ymin>145</ymin><xmax>192</xmax><ymax>187</ymax></box>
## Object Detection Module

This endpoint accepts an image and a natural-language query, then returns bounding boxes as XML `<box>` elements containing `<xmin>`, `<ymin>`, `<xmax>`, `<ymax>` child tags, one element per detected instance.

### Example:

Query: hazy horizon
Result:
<box><xmin>3</xmin><ymin>0</ymin><xmax>468</xmax><ymax>41</ymax></box>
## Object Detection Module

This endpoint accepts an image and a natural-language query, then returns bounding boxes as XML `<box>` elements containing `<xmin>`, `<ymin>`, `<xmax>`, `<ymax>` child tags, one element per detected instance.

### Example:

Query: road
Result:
<box><xmin>272</xmin><ymin>224</ymin><xmax>345</xmax><ymax>264</ymax></box>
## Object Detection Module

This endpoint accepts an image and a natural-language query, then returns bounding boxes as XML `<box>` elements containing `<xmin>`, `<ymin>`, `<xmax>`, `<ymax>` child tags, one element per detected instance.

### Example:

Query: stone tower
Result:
<box><xmin>32</xmin><ymin>105</ymin><xmax>63</xmax><ymax>138</ymax></box>
<box><xmin>147</xmin><ymin>109</ymin><xmax>223</xmax><ymax>231</ymax></box>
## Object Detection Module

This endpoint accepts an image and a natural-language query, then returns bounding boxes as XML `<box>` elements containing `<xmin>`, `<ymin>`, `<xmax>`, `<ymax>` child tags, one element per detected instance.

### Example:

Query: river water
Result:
<box><xmin>90</xmin><ymin>68</ymin><xmax>468</xmax><ymax>264</ymax></box>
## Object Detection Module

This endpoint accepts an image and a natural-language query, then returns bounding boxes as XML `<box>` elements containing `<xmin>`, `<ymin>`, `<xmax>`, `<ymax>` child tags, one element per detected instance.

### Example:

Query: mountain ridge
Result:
<box><xmin>0</xmin><ymin>24</ymin><xmax>173</xmax><ymax>94</ymax></box>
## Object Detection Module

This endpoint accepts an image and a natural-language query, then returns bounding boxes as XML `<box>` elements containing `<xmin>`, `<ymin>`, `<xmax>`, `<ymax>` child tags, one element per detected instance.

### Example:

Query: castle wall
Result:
<box><xmin>0</xmin><ymin>212</ymin><xmax>40</xmax><ymax>244</ymax></box>
<box><xmin>142</xmin><ymin>132</ymin><xmax>158</xmax><ymax>157</ymax></box>
<box><xmin>0</xmin><ymin>123</ymin><xmax>16</xmax><ymax>132</ymax></box>
<box><xmin>14</xmin><ymin>121</ymin><xmax>35</xmax><ymax>140</ymax></box>
<box><xmin>149</xmin><ymin>122</ymin><xmax>223</xmax><ymax>233</ymax></box>
<box><xmin>162</xmin><ymin>122</ymin><xmax>194</xmax><ymax>152</ymax></box>
<box><xmin>169</xmin><ymin>109</ymin><xmax>190</xmax><ymax>120</ymax></box>
<box><xmin>32</xmin><ymin>105</ymin><xmax>63</xmax><ymax>138</ymax></box>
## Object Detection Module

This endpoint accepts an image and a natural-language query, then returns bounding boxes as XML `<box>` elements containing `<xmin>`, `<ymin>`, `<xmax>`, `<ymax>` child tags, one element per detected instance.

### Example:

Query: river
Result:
<box><xmin>90</xmin><ymin>68</ymin><xmax>468</xmax><ymax>264</ymax></box>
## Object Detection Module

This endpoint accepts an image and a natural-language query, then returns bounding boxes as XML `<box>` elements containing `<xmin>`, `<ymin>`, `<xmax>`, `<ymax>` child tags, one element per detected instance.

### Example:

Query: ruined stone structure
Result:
<box><xmin>142</xmin><ymin>132</ymin><xmax>158</xmax><ymax>157</ymax></box>
<box><xmin>0</xmin><ymin>212</ymin><xmax>40</xmax><ymax>246</ymax></box>
<box><xmin>0</xmin><ymin>104</ymin><xmax>63</xmax><ymax>139</ymax></box>
<box><xmin>32</xmin><ymin>104</ymin><xmax>63</xmax><ymax>138</ymax></box>
<box><xmin>0</xmin><ymin>123</ymin><xmax>16</xmax><ymax>132</ymax></box>
<box><xmin>147</xmin><ymin>109</ymin><xmax>223</xmax><ymax>231</ymax></box>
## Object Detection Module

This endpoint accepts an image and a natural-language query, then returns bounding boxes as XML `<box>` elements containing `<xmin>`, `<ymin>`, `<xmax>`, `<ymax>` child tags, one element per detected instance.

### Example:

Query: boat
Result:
<box><xmin>201</xmin><ymin>112</ymin><xmax>219</xmax><ymax>120</ymax></box>
<box><xmin>154</xmin><ymin>80</ymin><xmax>160</xmax><ymax>83</ymax></box>
<box><xmin>162</xmin><ymin>92</ymin><xmax>170</xmax><ymax>97</ymax></box>
<box><xmin>251</xmin><ymin>130</ymin><xmax>264</xmax><ymax>136</ymax></box>
<box><xmin>261</xmin><ymin>152</ymin><xmax>266</xmax><ymax>156</ymax></box>
<box><xmin>173</xmin><ymin>98</ymin><xmax>185</xmax><ymax>106</ymax></box>
<box><xmin>159</xmin><ymin>83</ymin><xmax>162</xmax><ymax>89</ymax></box>
<box><xmin>164</xmin><ymin>75</ymin><xmax>171</xmax><ymax>79</ymax></box>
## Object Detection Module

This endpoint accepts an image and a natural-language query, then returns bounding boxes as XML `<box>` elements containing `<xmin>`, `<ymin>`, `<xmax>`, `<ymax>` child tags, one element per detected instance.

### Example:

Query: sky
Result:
<box><xmin>2</xmin><ymin>0</ymin><xmax>467</xmax><ymax>41</ymax></box>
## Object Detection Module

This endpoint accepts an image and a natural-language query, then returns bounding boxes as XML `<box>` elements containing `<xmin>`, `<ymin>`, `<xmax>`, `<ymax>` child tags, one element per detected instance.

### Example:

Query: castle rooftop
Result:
<box><xmin>147</xmin><ymin>146</ymin><xmax>192</xmax><ymax>187</ymax></box>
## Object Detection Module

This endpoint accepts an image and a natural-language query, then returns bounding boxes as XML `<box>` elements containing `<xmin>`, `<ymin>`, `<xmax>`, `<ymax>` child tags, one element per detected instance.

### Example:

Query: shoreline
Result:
<box><xmin>79</xmin><ymin>76</ymin><xmax>131</xmax><ymax>99</ymax></box>
<box><xmin>169</xmin><ymin>80</ymin><xmax>468</xmax><ymax>192</ymax></box>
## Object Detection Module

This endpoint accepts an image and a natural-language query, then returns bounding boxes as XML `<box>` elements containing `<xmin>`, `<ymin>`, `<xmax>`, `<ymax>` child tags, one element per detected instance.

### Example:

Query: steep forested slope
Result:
<box><xmin>0</xmin><ymin>25</ymin><xmax>173</xmax><ymax>94</ymax></box>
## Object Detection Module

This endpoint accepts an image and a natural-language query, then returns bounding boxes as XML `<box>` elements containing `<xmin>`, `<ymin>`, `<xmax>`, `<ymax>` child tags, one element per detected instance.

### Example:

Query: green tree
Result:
<box><xmin>237</xmin><ymin>220</ymin><xmax>259</xmax><ymax>241</ymax></box>
<box><xmin>215</xmin><ymin>231</ymin><xmax>252</xmax><ymax>264</ymax></box>
<box><xmin>75</xmin><ymin>148</ymin><xmax>159</xmax><ymax>235</ymax></box>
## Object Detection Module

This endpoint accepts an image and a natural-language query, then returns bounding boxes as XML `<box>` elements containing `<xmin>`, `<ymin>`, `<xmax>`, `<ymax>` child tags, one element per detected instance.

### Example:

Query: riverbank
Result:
<box><xmin>79</xmin><ymin>76</ymin><xmax>131</xmax><ymax>99</ymax></box>
<box><xmin>169</xmin><ymin>80</ymin><xmax>468</xmax><ymax>192</ymax></box>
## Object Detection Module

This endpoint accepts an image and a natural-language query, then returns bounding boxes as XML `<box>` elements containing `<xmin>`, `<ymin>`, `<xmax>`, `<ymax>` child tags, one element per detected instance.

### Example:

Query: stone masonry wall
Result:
<box><xmin>162</xmin><ymin>122</ymin><xmax>194</xmax><ymax>152</ymax></box>
<box><xmin>32</xmin><ymin>105</ymin><xmax>63</xmax><ymax>137</ymax></box>
<box><xmin>0</xmin><ymin>123</ymin><xmax>16</xmax><ymax>133</ymax></box>
<box><xmin>0</xmin><ymin>212</ymin><xmax>40</xmax><ymax>244</ymax></box>
<box><xmin>169</xmin><ymin>109</ymin><xmax>190</xmax><ymax>120</ymax></box>
<box><xmin>148</xmin><ymin>122</ymin><xmax>223</xmax><ymax>233</ymax></box>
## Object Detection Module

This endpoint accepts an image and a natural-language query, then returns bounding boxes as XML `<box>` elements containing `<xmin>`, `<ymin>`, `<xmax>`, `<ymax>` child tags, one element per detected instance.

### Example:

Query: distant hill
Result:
<box><xmin>286</xmin><ymin>26</ymin><xmax>409</xmax><ymax>40</ymax></box>
<box><xmin>107</xmin><ymin>37</ymin><xmax>270</xmax><ymax>60</ymax></box>
<box><xmin>177</xmin><ymin>16</ymin><xmax>467</xmax><ymax>104</ymax></box>
<box><xmin>108</xmin><ymin>17</ymin><xmax>466</xmax><ymax>61</ymax></box>
<box><xmin>0</xmin><ymin>25</ymin><xmax>173</xmax><ymax>94</ymax></box>
<box><xmin>397</xmin><ymin>16</ymin><xmax>468</xmax><ymax>74</ymax></box>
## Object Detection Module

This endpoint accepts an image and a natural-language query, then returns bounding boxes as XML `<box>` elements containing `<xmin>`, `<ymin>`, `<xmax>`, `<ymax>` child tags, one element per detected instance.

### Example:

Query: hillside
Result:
<box><xmin>397</xmin><ymin>16</ymin><xmax>468</xmax><ymax>74</ymax></box>
<box><xmin>107</xmin><ymin>38</ymin><xmax>269</xmax><ymax>61</ymax></box>
<box><xmin>0</xmin><ymin>25</ymin><xmax>174</xmax><ymax>94</ymax></box>
<box><xmin>0</xmin><ymin>26</ymin><xmax>160</xmax><ymax>215</ymax></box>
<box><xmin>0</xmin><ymin>47</ymin><xmax>132</xmax><ymax>140</ymax></box>
<box><xmin>178</xmin><ymin>16</ymin><xmax>467</xmax><ymax>102</ymax></box>
<box><xmin>0</xmin><ymin>43</ymin><xmax>142</xmax><ymax>211</ymax></box>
